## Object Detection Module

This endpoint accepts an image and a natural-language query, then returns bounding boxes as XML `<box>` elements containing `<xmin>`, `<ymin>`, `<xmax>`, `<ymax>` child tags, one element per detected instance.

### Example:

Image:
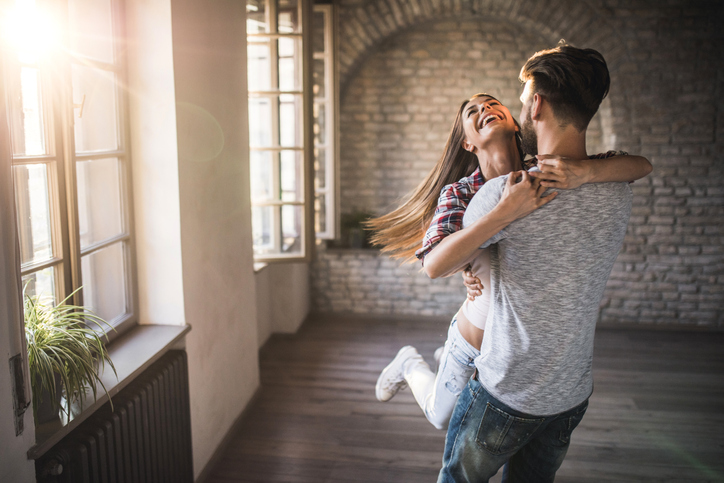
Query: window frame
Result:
<box><xmin>312</xmin><ymin>3</ymin><xmax>339</xmax><ymax>240</ymax></box>
<box><xmin>5</xmin><ymin>0</ymin><xmax>138</xmax><ymax>342</ymax></box>
<box><xmin>247</xmin><ymin>0</ymin><xmax>315</xmax><ymax>264</ymax></box>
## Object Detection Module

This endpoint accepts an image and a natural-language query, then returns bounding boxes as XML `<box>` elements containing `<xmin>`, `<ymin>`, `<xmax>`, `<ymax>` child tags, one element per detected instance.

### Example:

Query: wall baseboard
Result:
<box><xmin>195</xmin><ymin>387</ymin><xmax>261</xmax><ymax>483</ymax></box>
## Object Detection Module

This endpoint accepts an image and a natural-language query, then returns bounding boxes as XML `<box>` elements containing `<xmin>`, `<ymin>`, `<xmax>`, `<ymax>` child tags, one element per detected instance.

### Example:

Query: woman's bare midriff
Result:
<box><xmin>456</xmin><ymin>308</ymin><xmax>484</xmax><ymax>351</ymax></box>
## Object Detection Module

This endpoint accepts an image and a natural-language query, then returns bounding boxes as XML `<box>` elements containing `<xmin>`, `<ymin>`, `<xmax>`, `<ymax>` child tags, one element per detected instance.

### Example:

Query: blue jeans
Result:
<box><xmin>437</xmin><ymin>374</ymin><xmax>588</xmax><ymax>483</ymax></box>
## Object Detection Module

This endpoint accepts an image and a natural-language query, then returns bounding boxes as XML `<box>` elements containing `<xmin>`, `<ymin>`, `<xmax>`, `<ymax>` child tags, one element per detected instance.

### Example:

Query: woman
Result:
<box><xmin>368</xmin><ymin>93</ymin><xmax>651</xmax><ymax>430</ymax></box>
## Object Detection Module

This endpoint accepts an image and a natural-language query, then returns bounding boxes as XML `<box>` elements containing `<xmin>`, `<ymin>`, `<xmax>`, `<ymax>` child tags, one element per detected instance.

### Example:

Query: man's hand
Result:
<box><xmin>529</xmin><ymin>155</ymin><xmax>593</xmax><ymax>190</ymax></box>
<box><xmin>462</xmin><ymin>268</ymin><xmax>482</xmax><ymax>301</ymax></box>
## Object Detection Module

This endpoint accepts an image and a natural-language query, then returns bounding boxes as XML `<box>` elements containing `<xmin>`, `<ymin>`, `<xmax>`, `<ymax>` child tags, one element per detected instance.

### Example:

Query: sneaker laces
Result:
<box><xmin>382</xmin><ymin>361</ymin><xmax>408</xmax><ymax>393</ymax></box>
<box><xmin>381</xmin><ymin>377</ymin><xmax>407</xmax><ymax>393</ymax></box>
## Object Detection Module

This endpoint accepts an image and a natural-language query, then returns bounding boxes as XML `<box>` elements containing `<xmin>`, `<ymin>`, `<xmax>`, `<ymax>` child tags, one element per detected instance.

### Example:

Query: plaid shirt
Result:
<box><xmin>415</xmin><ymin>151</ymin><xmax>626</xmax><ymax>262</ymax></box>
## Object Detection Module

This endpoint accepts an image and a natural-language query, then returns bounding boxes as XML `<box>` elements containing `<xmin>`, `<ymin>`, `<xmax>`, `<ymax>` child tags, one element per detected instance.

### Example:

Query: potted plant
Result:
<box><xmin>24</xmin><ymin>287</ymin><xmax>116</xmax><ymax>424</ymax></box>
<box><xmin>341</xmin><ymin>211</ymin><xmax>375</xmax><ymax>249</ymax></box>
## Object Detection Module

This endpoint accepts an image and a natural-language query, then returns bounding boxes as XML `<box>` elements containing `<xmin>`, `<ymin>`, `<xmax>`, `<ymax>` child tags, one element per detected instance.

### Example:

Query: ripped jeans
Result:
<box><xmin>404</xmin><ymin>317</ymin><xmax>480</xmax><ymax>430</ymax></box>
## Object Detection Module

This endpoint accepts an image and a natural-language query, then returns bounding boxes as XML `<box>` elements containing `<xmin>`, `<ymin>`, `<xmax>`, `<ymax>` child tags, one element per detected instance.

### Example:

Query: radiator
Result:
<box><xmin>36</xmin><ymin>350</ymin><xmax>194</xmax><ymax>483</ymax></box>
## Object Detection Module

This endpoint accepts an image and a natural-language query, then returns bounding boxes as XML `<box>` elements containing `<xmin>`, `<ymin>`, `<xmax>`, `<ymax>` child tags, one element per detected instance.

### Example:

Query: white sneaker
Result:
<box><xmin>433</xmin><ymin>346</ymin><xmax>445</xmax><ymax>372</ymax></box>
<box><xmin>375</xmin><ymin>346</ymin><xmax>419</xmax><ymax>402</ymax></box>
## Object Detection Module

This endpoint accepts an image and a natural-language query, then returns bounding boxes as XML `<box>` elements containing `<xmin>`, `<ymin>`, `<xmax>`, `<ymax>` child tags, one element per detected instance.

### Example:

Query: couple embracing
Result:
<box><xmin>369</xmin><ymin>42</ymin><xmax>652</xmax><ymax>482</ymax></box>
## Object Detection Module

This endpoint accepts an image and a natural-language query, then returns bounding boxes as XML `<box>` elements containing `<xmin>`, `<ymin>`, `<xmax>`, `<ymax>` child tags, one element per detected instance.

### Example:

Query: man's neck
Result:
<box><xmin>536</xmin><ymin>124</ymin><xmax>588</xmax><ymax>160</ymax></box>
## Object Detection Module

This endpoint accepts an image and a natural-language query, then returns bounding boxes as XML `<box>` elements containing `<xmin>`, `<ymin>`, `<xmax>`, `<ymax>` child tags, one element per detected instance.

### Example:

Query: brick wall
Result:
<box><xmin>310</xmin><ymin>0</ymin><xmax>724</xmax><ymax>328</ymax></box>
<box><xmin>311</xmin><ymin>246</ymin><xmax>465</xmax><ymax>316</ymax></box>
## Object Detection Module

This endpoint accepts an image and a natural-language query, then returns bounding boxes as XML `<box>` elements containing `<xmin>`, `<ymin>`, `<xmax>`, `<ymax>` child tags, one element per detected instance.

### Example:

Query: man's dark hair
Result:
<box><xmin>519</xmin><ymin>41</ymin><xmax>610</xmax><ymax>131</ymax></box>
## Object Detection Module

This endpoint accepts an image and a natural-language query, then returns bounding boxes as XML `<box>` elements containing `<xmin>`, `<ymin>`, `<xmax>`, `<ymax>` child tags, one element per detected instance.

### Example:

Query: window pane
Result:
<box><xmin>13</xmin><ymin>163</ymin><xmax>53</xmax><ymax>266</ymax></box>
<box><xmin>68</xmin><ymin>0</ymin><xmax>114</xmax><ymax>63</ymax></box>
<box><xmin>281</xmin><ymin>204</ymin><xmax>302</xmax><ymax>254</ymax></box>
<box><xmin>313</xmin><ymin>101</ymin><xmax>325</xmax><ymax>145</ymax></box>
<box><xmin>72</xmin><ymin>64</ymin><xmax>119</xmax><ymax>153</ymax></box>
<box><xmin>312</xmin><ymin>11</ymin><xmax>325</xmax><ymax>54</ymax></box>
<box><xmin>278</xmin><ymin>37</ymin><xmax>299</xmax><ymax>91</ymax></box>
<box><xmin>249</xmin><ymin>97</ymin><xmax>273</xmax><ymax>147</ymax></box>
<box><xmin>314</xmin><ymin>147</ymin><xmax>325</xmax><ymax>189</ymax></box>
<box><xmin>81</xmin><ymin>242</ymin><xmax>127</xmax><ymax>323</ymax></box>
<box><xmin>9</xmin><ymin>66</ymin><xmax>48</xmax><ymax>156</ymax></box>
<box><xmin>278</xmin><ymin>0</ymin><xmax>299</xmax><ymax>33</ymax></box>
<box><xmin>279</xmin><ymin>94</ymin><xmax>301</xmax><ymax>147</ymax></box>
<box><xmin>250</xmin><ymin>151</ymin><xmax>274</xmax><ymax>202</ymax></box>
<box><xmin>315</xmin><ymin>194</ymin><xmax>326</xmax><ymax>234</ymax></box>
<box><xmin>22</xmin><ymin>267</ymin><xmax>57</xmax><ymax>305</ymax></box>
<box><xmin>77</xmin><ymin>158</ymin><xmax>123</xmax><ymax>248</ymax></box>
<box><xmin>246</xmin><ymin>0</ymin><xmax>268</xmax><ymax>34</ymax></box>
<box><xmin>252</xmin><ymin>205</ymin><xmax>275</xmax><ymax>255</ymax></box>
<box><xmin>312</xmin><ymin>58</ymin><xmax>325</xmax><ymax>98</ymax></box>
<box><xmin>248</xmin><ymin>39</ymin><xmax>271</xmax><ymax>91</ymax></box>
<box><xmin>280</xmin><ymin>150</ymin><xmax>302</xmax><ymax>202</ymax></box>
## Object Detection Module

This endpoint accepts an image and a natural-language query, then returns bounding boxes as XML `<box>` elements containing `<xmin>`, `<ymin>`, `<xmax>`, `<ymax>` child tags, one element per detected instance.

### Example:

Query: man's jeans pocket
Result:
<box><xmin>475</xmin><ymin>402</ymin><xmax>545</xmax><ymax>455</ymax></box>
<box><xmin>551</xmin><ymin>400</ymin><xmax>588</xmax><ymax>447</ymax></box>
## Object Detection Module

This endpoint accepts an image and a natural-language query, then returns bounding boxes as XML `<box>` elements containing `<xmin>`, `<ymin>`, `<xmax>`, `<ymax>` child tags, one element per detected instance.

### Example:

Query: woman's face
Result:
<box><xmin>461</xmin><ymin>96</ymin><xmax>519</xmax><ymax>154</ymax></box>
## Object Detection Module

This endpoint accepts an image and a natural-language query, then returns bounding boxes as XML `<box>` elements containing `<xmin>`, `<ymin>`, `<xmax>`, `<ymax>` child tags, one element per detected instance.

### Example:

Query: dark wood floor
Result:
<box><xmin>204</xmin><ymin>313</ymin><xmax>724</xmax><ymax>483</ymax></box>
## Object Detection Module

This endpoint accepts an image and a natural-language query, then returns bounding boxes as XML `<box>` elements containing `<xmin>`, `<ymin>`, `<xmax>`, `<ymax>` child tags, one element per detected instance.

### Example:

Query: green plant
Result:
<box><xmin>24</xmin><ymin>287</ymin><xmax>117</xmax><ymax>421</ymax></box>
<box><xmin>340</xmin><ymin>211</ymin><xmax>375</xmax><ymax>248</ymax></box>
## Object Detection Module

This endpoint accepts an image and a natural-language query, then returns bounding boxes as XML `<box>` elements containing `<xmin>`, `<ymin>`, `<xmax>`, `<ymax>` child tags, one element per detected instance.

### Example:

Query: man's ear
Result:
<box><xmin>462</xmin><ymin>139</ymin><xmax>475</xmax><ymax>153</ymax></box>
<box><xmin>530</xmin><ymin>93</ymin><xmax>543</xmax><ymax>121</ymax></box>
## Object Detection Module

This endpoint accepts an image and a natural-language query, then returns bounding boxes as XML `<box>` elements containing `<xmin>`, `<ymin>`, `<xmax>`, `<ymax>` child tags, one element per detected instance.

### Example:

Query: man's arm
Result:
<box><xmin>424</xmin><ymin>171</ymin><xmax>555</xmax><ymax>279</ymax></box>
<box><xmin>529</xmin><ymin>153</ymin><xmax>652</xmax><ymax>189</ymax></box>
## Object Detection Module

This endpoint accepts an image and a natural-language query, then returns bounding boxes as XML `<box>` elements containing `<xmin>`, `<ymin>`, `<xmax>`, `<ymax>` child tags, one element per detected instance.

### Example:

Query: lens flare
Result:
<box><xmin>2</xmin><ymin>0</ymin><xmax>60</xmax><ymax>63</ymax></box>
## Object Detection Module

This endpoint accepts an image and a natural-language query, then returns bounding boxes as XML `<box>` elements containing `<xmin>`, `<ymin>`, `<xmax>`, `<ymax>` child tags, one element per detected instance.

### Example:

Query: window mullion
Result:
<box><xmin>55</xmin><ymin>46</ymin><xmax>85</xmax><ymax>307</ymax></box>
<box><xmin>270</xmin><ymin>11</ymin><xmax>282</xmax><ymax>253</ymax></box>
<box><xmin>267</xmin><ymin>0</ymin><xmax>276</xmax><ymax>33</ymax></box>
<box><xmin>300</xmin><ymin>0</ymin><xmax>313</xmax><ymax>255</ymax></box>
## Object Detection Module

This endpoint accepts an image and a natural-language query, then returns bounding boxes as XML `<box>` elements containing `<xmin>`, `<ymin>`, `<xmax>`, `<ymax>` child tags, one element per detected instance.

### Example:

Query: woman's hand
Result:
<box><xmin>528</xmin><ymin>153</ymin><xmax>653</xmax><ymax>188</ymax></box>
<box><xmin>497</xmin><ymin>170</ymin><xmax>558</xmax><ymax>222</ymax></box>
<box><xmin>528</xmin><ymin>154</ymin><xmax>591</xmax><ymax>189</ymax></box>
<box><xmin>462</xmin><ymin>268</ymin><xmax>482</xmax><ymax>300</ymax></box>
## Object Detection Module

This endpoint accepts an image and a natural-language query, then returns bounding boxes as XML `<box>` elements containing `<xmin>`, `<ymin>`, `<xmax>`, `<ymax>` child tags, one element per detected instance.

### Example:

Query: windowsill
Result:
<box><xmin>322</xmin><ymin>247</ymin><xmax>379</xmax><ymax>254</ymax></box>
<box><xmin>27</xmin><ymin>324</ymin><xmax>191</xmax><ymax>460</ymax></box>
<box><xmin>254</xmin><ymin>262</ymin><xmax>269</xmax><ymax>273</ymax></box>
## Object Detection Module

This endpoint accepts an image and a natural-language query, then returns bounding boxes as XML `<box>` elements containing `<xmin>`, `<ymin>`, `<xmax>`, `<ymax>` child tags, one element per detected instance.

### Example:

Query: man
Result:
<box><xmin>437</xmin><ymin>44</ymin><xmax>636</xmax><ymax>482</ymax></box>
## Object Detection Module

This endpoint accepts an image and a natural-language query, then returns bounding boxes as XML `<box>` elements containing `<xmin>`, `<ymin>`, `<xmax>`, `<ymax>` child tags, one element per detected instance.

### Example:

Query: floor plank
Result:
<box><xmin>204</xmin><ymin>313</ymin><xmax>724</xmax><ymax>483</ymax></box>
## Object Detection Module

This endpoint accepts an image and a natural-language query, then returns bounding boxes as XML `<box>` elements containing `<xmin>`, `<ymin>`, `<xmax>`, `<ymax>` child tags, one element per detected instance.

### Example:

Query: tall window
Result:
<box><xmin>4</xmin><ymin>0</ymin><xmax>136</xmax><ymax>335</ymax></box>
<box><xmin>247</xmin><ymin>0</ymin><xmax>314</xmax><ymax>262</ymax></box>
<box><xmin>312</xmin><ymin>3</ymin><xmax>337</xmax><ymax>240</ymax></box>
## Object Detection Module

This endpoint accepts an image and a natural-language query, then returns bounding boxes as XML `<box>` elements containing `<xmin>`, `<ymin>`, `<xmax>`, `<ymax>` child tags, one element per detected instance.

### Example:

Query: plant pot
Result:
<box><xmin>349</xmin><ymin>228</ymin><xmax>365</xmax><ymax>249</ymax></box>
<box><xmin>34</xmin><ymin>373</ymin><xmax>62</xmax><ymax>424</ymax></box>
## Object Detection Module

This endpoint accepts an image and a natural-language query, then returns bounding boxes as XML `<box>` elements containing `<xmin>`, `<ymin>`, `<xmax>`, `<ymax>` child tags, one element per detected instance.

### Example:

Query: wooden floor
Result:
<box><xmin>205</xmin><ymin>313</ymin><xmax>724</xmax><ymax>483</ymax></box>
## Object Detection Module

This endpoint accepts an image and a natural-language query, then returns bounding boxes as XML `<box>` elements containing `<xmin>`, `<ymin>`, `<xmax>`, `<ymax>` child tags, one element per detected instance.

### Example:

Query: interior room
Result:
<box><xmin>1</xmin><ymin>0</ymin><xmax>722</xmax><ymax>481</ymax></box>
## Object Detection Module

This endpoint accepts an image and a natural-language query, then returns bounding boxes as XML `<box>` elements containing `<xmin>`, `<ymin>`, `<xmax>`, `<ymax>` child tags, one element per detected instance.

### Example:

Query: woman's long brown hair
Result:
<box><xmin>366</xmin><ymin>93</ymin><xmax>525</xmax><ymax>264</ymax></box>
<box><xmin>366</xmin><ymin>94</ymin><xmax>484</xmax><ymax>263</ymax></box>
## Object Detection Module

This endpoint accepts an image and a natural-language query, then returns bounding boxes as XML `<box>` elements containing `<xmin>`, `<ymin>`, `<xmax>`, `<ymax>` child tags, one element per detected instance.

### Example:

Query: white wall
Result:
<box><xmin>125</xmin><ymin>0</ymin><xmax>186</xmax><ymax>327</ymax></box>
<box><xmin>169</xmin><ymin>0</ymin><xmax>260</xmax><ymax>478</ymax></box>
<box><xmin>256</xmin><ymin>263</ymin><xmax>310</xmax><ymax>348</ymax></box>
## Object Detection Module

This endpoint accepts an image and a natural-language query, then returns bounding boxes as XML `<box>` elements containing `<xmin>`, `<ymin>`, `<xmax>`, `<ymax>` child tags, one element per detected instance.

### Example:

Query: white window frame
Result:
<box><xmin>247</xmin><ymin>0</ymin><xmax>315</xmax><ymax>263</ymax></box>
<box><xmin>312</xmin><ymin>3</ymin><xmax>339</xmax><ymax>240</ymax></box>
<box><xmin>4</xmin><ymin>0</ymin><xmax>138</xmax><ymax>341</ymax></box>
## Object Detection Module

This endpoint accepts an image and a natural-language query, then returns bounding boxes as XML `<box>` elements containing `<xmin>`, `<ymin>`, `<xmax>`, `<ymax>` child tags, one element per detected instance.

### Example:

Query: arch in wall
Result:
<box><xmin>338</xmin><ymin>0</ymin><xmax>631</xmax><ymax>90</ymax></box>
